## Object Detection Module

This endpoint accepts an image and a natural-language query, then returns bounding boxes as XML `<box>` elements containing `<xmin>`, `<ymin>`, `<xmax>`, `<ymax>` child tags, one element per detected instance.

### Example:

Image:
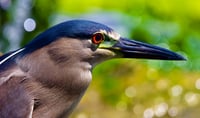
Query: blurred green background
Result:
<box><xmin>1</xmin><ymin>0</ymin><xmax>200</xmax><ymax>118</ymax></box>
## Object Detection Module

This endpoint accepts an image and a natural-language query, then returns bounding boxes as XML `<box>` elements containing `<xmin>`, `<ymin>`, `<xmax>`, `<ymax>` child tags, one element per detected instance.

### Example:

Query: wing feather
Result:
<box><xmin>0</xmin><ymin>76</ymin><xmax>33</xmax><ymax>118</ymax></box>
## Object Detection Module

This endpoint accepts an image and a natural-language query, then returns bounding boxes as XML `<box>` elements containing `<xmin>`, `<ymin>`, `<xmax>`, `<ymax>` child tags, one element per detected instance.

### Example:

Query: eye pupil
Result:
<box><xmin>96</xmin><ymin>34</ymin><xmax>102</xmax><ymax>41</ymax></box>
<box><xmin>92</xmin><ymin>33</ymin><xmax>104</xmax><ymax>44</ymax></box>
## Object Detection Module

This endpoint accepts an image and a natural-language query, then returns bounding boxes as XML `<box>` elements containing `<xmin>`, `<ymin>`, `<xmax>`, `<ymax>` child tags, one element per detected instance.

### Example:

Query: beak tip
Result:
<box><xmin>177</xmin><ymin>55</ymin><xmax>187</xmax><ymax>61</ymax></box>
<box><xmin>161</xmin><ymin>52</ymin><xmax>187</xmax><ymax>61</ymax></box>
<box><xmin>169</xmin><ymin>53</ymin><xmax>187</xmax><ymax>61</ymax></box>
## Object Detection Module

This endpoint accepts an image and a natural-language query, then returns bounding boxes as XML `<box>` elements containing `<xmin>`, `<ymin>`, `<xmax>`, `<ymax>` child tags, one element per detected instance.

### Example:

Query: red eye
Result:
<box><xmin>92</xmin><ymin>33</ymin><xmax>104</xmax><ymax>44</ymax></box>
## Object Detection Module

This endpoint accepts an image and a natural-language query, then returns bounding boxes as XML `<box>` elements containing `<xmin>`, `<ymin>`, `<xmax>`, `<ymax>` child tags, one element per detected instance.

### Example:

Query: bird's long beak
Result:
<box><xmin>112</xmin><ymin>37</ymin><xmax>185</xmax><ymax>60</ymax></box>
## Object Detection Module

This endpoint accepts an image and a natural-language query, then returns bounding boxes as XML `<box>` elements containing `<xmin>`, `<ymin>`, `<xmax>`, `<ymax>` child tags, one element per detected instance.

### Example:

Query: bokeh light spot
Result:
<box><xmin>168</xmin><ymin>107</ymin><xmax>178</xmax><ymax>117</ymax></box>
<box><xmin>76</xmin><ymin>113</ymin><xmax>88</xmax><ymax>118</ymax></box>
<box><xmin>195</xmin><ymin>78</ymin><xmax>200</xmax><ymax>90</ymax></box>
<box><xmin>184</xmin><ymin>92</ymin><xmax>199</xmax><ymax>106</ymax></box>
<box><xmin>23</xmin><ymin>18</ymin><xmax>36</xmax><ymax>32</ymax></box>
<box><xmin>0</xmin><ymin>0</ymin><xmax>11</xmax><ymax>10</ymax></box>
<box><xmin>143</xmin><ymin>108</ymin><xmax>154</xmax><ymax>118</ymax></box>
<box><xmin>125</xmin><ymin>86</ymin><xmax>136</xmax><ymax>98</ymax></box>
<box><xmin>170</xmin><ymin>85</ymin><xmax>183</xmax><ymax>97</ymax></box>
<box><xmin>156</xmin><ymin>79</ymin><xmax>169</xmax><ymax>90</ymax></box>
<box><xmin>154</xmin><ymin>102</ymin><xmax>168</xmax><ymax>117</ymax></box>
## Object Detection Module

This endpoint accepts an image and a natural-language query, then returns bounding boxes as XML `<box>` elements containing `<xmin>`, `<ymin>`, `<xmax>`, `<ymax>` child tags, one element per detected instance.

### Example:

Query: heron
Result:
<box><xmin>0</xmin><ymin>20</ymin><xmax>185</xmax><ymax>118</ymax></box>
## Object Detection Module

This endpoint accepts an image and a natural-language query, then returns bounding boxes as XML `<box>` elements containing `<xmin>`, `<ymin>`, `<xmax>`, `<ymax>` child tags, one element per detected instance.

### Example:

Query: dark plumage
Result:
<box><xmin>0</xmin><ymin>19</ymin><xmax>185</xmax><ymax>118</ymax></box>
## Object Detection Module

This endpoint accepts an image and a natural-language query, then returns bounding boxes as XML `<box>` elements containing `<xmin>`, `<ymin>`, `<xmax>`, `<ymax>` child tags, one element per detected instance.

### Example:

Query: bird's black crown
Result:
<box><xmin>25</xmin><ymin>20</ymin><xmax>114</xmax><ymax>52</ymax></box>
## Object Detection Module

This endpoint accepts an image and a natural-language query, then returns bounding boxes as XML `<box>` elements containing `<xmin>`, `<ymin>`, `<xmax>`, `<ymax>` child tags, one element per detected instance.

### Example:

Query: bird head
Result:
<box><xmin>20</xmin><ymin>20</ymin><xmax>185</xmax><ymax>67</ymax></box>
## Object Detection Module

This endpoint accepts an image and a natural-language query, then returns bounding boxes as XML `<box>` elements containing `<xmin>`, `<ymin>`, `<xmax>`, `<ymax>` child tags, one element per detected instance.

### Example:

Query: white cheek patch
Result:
<box><xmin>108</xmin><ymin>31</ymin><xmax>120</xmax><ymax>40</ymax></box>
<box><xmin>99</xmin><ymin>29</ymin><xmax>120</xmax><ymax>40</ymax></box>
